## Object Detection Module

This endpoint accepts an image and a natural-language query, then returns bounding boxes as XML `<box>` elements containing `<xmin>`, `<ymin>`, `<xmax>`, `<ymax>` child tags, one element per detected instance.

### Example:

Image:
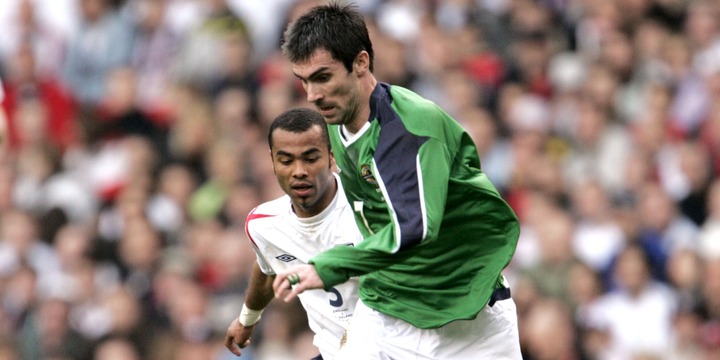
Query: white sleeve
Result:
<box><xmin>246</xmin><ymin>225</ymin><xmax>276</xmax><ymax>276</ymax></box>
<box><xmin>254</xmin><ymin>251</ymin><xmax>275</xmax><ymax>276</ymax></box>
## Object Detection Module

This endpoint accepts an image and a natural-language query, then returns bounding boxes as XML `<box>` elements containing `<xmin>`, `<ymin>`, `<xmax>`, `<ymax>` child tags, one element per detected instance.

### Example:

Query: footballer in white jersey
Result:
<box><xmin>246</xmin><ymin>173</ymin><xmax>361</xmax><ymax>359</ymax></box>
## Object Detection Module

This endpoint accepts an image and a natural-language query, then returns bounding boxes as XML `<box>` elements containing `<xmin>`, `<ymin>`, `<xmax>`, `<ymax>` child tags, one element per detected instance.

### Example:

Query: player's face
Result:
<box><xmin>271</xmin><ymin>125</ymin><xmax>335</xmax><ymax>218</ymax></box>
<box><xmin>292</xmin><ymin>49</ymin><xmax>365</xmax><ymax>131</ymax></box>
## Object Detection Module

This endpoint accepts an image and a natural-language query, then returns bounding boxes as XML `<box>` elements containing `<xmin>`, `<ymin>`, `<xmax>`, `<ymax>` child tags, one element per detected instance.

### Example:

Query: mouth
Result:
<box><xmin>291</xmin><ymin>183</ymin><xmax>313</xmax><ymax>197</ymax></box>
<box><xmin>316</xmin><ymin>103</ymin><xmax>335</xmax><ymax>117</ymax></box>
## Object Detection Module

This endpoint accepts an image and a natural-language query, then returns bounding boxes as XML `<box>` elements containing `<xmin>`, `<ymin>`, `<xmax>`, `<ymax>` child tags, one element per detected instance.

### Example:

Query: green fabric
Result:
<box><xmin>310</xmin><ymin>84</ymin><xmax>519</xmax><ymax>328</ymax></box>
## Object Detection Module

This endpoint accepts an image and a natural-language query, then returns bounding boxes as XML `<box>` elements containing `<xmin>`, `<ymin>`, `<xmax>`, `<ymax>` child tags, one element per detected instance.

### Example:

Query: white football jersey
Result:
<box><xmin>245</xmin><ymin>175</ymin><xmax>362</xmax><ymax>359</ymax></box>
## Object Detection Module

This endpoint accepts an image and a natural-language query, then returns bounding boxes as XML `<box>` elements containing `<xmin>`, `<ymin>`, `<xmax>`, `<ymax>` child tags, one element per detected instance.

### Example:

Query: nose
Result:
<box><xmin>291</xmin><ymin>161</ymin><xmax>308</xmax><ymax>178</ymax></box>
<box><xmin>306</xmin><ymin>83</ymin><xmax>323</xmax><ymax>103</ymax></box>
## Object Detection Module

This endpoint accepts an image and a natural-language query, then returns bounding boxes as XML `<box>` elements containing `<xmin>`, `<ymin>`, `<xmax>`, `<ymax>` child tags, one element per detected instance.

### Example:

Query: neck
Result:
<box><xmin>345</xmin><ymin>75</ymin><xmax>377</xmax><ymax>134</ymax></box>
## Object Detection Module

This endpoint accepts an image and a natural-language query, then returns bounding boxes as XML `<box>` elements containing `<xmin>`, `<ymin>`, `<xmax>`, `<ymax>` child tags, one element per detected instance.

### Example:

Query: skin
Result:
<box><xmin>271</xmin><ymin>126</ymin><xmax>337</xmax><ymax>218</ymax></box>
<box><xmin>224</xmin><ymin>263</ymin><xmax>274</xmax><ymax>356</ymax></box>
<box><xmin>224</xmin><ymin>124</ymin><xmax>338</xmax><ymax>356</ymax></box>
<box><xmin>273</xmin><ymin>48</ymin><xmax>378</xmax><ymax>302</ymax></box>
<box><xmin>292</xmin><ymin>48</ymin><xmax>377</xmax><ymax>134</ymax></box>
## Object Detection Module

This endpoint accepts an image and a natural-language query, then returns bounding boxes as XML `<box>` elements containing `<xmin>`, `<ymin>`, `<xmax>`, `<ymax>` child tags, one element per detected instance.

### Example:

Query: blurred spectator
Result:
<box><xmin>667</xmin><ymin>248</ymin><xmax>704</xmax><ymax>307</ymax></box>
<box><xmin>226</xmin><ymin>0</ymin><xmax>297</xmax><ymax>65</ymax></box>
<box><xmin>369</xmin><ymin>23</ymin><xmax>415</xmax><ymax>88</ymax></box>
<box><xmin>700</xmin><ymin>94</ymin><xmax>720</xmax><ymax>174</ymax></box>
<box><xmin>207</xmin><ymin>32</ymin><xmax>257</xmax><ymax>100</ymax></box>
<box><xmin>165</xmin><ymin>83</ymin><xmax>217</xmax><ymax>181</ymax></box>
<box><xmin>1</xmin><ymin>42</ymin><xmax>76</xmax><ymax>152</ymax></box>
<box><xmin>147</xmin><ymin>162</ymin><xmax>197</xmax><ymax>242</ymax></box>
<box><xmin>519</xmin><ymin>208</ymin><xmax>581</xmax><ymax>307</ymax></box>
<box><xmin>583</xmin><ymin>244</ymin><xmax>678</xmax><ymax>359</ymax></box>
<box><xmin>93</xmin><ymin>337</ymin><xmax>141</xmax><ymax>360</ymax></box>
<box><xmin>17</xmin><ymin>296</ymin><xmax>92</xmax><ymax>360</ymax></box>
<box><xmin>96</xmin><ymin>66</ymin><xmax>169</xmax><ymax>159</ymax></box>
<box><xmin>62</xmin><ymin>0</ymin><xmax>134</xmax><ymax>106</ymax></box>
<box><xmin>1</xmin><ymin>263</ymin><xmax>36</xmax><ymax>334</ymax></box>
<box><xmin>521</xmin><ymin>298</ymin><xmax>580</xmax><ymax>360</ymax></box>
<box><xmin>676</xmin><ymin>141</ymin><xmax>713</xmax><ymax>226</ymax></box>
<box><xmin>694</xmin><ymin>258</ymin><xmax>720</xmax><ymax>359</ymax></box>
<box><xmin>0</xmin><ymin>339</ymin><xmax>17</xmax><ymax>360</ymax></box>
<box><xmin>125</xmin><ymin>0</ymin><xmax>182</xmax><ymax>122</ymax></box>
<box><xmin>172</xmin><ymin>0</ymin><xmax>249</xmax><ymax>90</ymax></box>
<box><xmin>461</xmin><ymin>107</ymin><xmax>513</xmax><ymax>192</ymax></box>
<box><xmin>569</xmin><ymin>180</ymin><xmax>626</xmax><ymax>278</ymax></box>
<box><xmin>220</xmin><ymin>182</ymin><xmax>261</xmax><ymax>228</ymax></box>
<box><xmin>0</xmin><ymin>0</ymin><xmax>68</xmax><ymax>78</ymax></box>
<box><xmin>187</xmin><ymin>139</ymin><xmax>244</xmax><ymax>222</ymax></box>
<box><xmin>0</xmin><ymin>208</ymin><xmax>58</xmax><ymax>280</ymax></box>
<box><xmin>699</xmin><ymin>179</ymin><xmax>720</xmax><ymax>258</ymax></box>
<box><xmin>504</xmin><ymin>0</ymin><xmax>557</xmax><ymax>98</ymax></box>
<box><xmin>567</xmin><ymin>260</ymin><xmax>605</xmax><ymax>315</ymax></box>
<box><xmin>147</xmin><ymin>277</ymin><xmax>214</xmax><ymax>359</ymax></box>
<box><xmin>635</xmin><ymin>182</ymin><xmax>700</xmax><ymax>281</ymax></box>
<box><xmin>12</xmin><ymin>141</ymin><xmax>65</xmax><ymax>221</ymax></box>
<box><xmin>563</xmin><ymin>99</ymin><xmax>632</xmax><ymax>197</ymax></box>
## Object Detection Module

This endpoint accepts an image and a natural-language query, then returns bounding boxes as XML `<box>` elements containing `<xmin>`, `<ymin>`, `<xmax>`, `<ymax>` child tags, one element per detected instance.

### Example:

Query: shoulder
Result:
<box><xmin>245</xmin><ymin>196</ymin><xmax>291</xmax><ymax>228</ymax></box>
<box><xmin>388</xmin><ymin>85</ymin><xmax>444</xmax><ymax>116</ymax></box>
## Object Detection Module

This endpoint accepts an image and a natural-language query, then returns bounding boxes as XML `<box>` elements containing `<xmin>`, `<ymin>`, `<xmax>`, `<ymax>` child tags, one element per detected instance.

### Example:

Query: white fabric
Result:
<box><xmin>338</xmin><ymin>297</ymin><xmax>522</xmax><ymax>360</ymax></box>
<box><xmin>583</xmin><ymin>282</ymin><xmax>678</xmax><ymax>359</ymax></box>
<box><xmin>573</xmin><ymin>221</ymin><xmax>626</xmax><ymax>271</ymax></box>
<box><xmin>246</xmin><ymin>175</ymin><xmax>362</xmax><ymax>360</ymax></box>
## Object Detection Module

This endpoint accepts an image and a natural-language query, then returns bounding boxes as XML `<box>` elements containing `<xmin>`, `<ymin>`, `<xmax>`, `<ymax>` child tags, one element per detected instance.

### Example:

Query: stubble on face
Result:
<box><xmin>332</xmin><ymin>79</ymin><xmax>363</xmax><ymax>129</ymax></box>
<box><xmin>292</xmin><ymin>49</ymin><xmax>367</xmax><ymax>131</ymax></box>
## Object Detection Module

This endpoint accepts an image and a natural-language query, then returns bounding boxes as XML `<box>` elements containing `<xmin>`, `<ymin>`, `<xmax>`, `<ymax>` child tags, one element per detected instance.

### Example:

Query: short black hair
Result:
<box><xmin>268</xmin><ymin>108</ymin><xmax>331</xmax><ymax>151</ymax></box>
<box><xmin>281</xmin><ymin>1</ymin><xmax>374</xmax><ymax>73</ymax></box>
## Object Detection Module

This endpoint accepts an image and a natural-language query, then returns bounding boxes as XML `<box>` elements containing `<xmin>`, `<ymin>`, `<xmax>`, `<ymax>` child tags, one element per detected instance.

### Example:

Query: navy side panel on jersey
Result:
<box><xmin>371</xmin><ymin>83</ymin><xmax>429</xmax><ymax>250</ymax></box>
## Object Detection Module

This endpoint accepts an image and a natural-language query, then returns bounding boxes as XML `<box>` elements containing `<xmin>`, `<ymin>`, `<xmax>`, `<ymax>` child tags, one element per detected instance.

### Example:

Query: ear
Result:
<box><xmin>330</xmin><ymin>150</ymin><xmax>339</xmax><ymax>172</ymax></box>
<box><xmin>269</xmin><ymin>150</ymin><xmax>276</xmax><ymax>174</ymax></box>
<box><xmin>354</xmin><ymin>51</ymin><xmax>370</xmax><ymax>76</ymax></box>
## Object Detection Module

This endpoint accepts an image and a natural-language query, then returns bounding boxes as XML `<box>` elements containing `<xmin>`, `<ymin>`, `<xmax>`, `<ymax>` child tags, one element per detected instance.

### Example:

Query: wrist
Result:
<box><xmin>238</xmin><ymin>304</ymin><xmax>264</xmax><ymax>326</ymax></box>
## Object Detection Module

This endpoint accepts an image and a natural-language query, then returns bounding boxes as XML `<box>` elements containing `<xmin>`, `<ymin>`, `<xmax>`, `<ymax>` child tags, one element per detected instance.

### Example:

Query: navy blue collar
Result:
<box><xmin>368</xmin><ymin>82</ymin><xmax>392</xmax><ymax>123</ymax></box>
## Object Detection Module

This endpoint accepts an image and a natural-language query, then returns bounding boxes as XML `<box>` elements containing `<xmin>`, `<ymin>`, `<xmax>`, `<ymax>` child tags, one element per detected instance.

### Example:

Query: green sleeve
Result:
<box><xmin>310</xmin><ymin>136</ymin><xmax>451</xmax><ymax>288</ymax></box>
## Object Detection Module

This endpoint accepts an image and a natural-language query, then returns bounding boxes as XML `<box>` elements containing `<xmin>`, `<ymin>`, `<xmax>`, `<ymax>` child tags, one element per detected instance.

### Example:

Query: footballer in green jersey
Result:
<box><xmin>312</xmin><ymin>82</ymin><xmax>519</xmax><ymax>329</ymax></box>
<box><xmin>273</xmin><ymin>2</ymin><xmax>522</xmax><ymax>359</ymax></box>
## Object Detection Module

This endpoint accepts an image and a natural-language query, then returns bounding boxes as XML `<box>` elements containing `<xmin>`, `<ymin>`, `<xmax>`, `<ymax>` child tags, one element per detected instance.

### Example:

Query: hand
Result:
<box><xmin>224</xmin><ymin>318</ymin><xmax>255</xmax><ymax>356</ymax></box>
<box><xmin>273</xmin><ymin>264</ymin><xmax>325</xmax><ymax>302</ymax></box>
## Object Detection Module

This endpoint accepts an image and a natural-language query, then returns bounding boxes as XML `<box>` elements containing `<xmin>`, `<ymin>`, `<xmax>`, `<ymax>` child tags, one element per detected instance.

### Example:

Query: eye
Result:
<box><xmin>278</xmin><ymin>158</ymin><xmax>292</xmax><ymax>166</ymax></box>
<box><xmin>315</xmin><ymin>74</ymin><xmax>330</xmax><ymax>83</ymax></box>
<box><xmin>305</xmin><ymin>157</ymin><xmax>319</xmax><ymax>163</ymax></box>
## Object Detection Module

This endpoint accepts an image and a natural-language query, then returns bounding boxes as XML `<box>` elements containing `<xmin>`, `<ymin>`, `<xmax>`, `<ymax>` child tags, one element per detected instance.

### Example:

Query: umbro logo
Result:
<box><xmin>276</xmin><ymin>254</ymin><xmax>297</xmax><ymax>262</ymax></box>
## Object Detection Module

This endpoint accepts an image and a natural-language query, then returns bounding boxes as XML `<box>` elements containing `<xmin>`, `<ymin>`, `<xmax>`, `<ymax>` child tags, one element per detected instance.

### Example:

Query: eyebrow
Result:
<box><xmin>275</xmin><ymin>148</ymin><xmax>322</xmax><ymax>157</ymax></box>
<box><xmin>293</xmin><ymin>66</ymin><xmax>331</xmax><ymax>82</ymax></box>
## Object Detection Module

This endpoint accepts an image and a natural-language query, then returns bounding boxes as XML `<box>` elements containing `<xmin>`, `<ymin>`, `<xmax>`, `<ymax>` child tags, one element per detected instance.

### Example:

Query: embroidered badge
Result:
<box><xmin>360</xmin><ymin>164</ymin><xmax>377</xmax><ymax>185</ymax></box>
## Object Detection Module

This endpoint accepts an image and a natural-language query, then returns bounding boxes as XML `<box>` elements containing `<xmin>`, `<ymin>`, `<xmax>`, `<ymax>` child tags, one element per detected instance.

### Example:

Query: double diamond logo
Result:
<box><xmin>276</xmin><ymin>254</ymin><xmax>297</xmax><ymax>262</ymax></box>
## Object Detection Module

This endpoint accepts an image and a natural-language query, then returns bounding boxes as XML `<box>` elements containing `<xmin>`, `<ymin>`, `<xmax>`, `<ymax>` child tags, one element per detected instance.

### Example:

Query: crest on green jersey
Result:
<box><xmin>360</xmin><ymin>164</ymin><xmax>377</xmax><ymax>185</ymax></box>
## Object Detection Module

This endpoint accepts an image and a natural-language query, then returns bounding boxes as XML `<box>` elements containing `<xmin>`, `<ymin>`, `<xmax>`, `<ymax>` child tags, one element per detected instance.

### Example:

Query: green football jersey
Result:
<box><xmin>309</xmin><ymin>83</ymin><xmax>519</xmax><ymax>329</ymax></box>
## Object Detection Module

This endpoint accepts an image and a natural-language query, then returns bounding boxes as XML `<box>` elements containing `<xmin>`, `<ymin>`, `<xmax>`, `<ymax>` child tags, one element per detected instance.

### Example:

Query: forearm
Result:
<box><xmin>310</xmin><ymin>228</ymin><xmax>412</xmax><ymax>288</ymax></box>
<box><xmin>244</xmin><ymin>262</ymin><xmax>275</xmax><ymax>310</ymax></box>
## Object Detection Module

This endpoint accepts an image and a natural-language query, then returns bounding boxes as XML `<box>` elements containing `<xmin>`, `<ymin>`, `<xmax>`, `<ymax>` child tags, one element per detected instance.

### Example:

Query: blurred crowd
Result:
<box><xmin>0</xmin><ymin>0</ymin><xmax>719</xmax><ymax>359</ymax></box>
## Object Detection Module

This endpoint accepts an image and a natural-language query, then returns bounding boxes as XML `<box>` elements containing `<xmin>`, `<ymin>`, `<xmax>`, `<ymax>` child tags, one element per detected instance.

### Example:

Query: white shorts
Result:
<box><xmin>337</xmin><ymin>296</ymin><xmax>521</xmax><ymax>360</ymax></box>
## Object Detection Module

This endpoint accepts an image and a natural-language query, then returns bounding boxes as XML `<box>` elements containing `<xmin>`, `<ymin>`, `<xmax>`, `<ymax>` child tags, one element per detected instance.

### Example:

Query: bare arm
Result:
<box><xmin>224</xmin><ymin>262</ymin><xmax>275</xmax><ymax>356</ymax></box>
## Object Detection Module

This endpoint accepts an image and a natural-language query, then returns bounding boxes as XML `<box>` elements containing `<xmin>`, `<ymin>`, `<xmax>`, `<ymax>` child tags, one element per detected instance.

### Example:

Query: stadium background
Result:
<box><xmin>0</xmin><ymin>0</ymin><xmax>719</xmax><ymax>359</ymax></box>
